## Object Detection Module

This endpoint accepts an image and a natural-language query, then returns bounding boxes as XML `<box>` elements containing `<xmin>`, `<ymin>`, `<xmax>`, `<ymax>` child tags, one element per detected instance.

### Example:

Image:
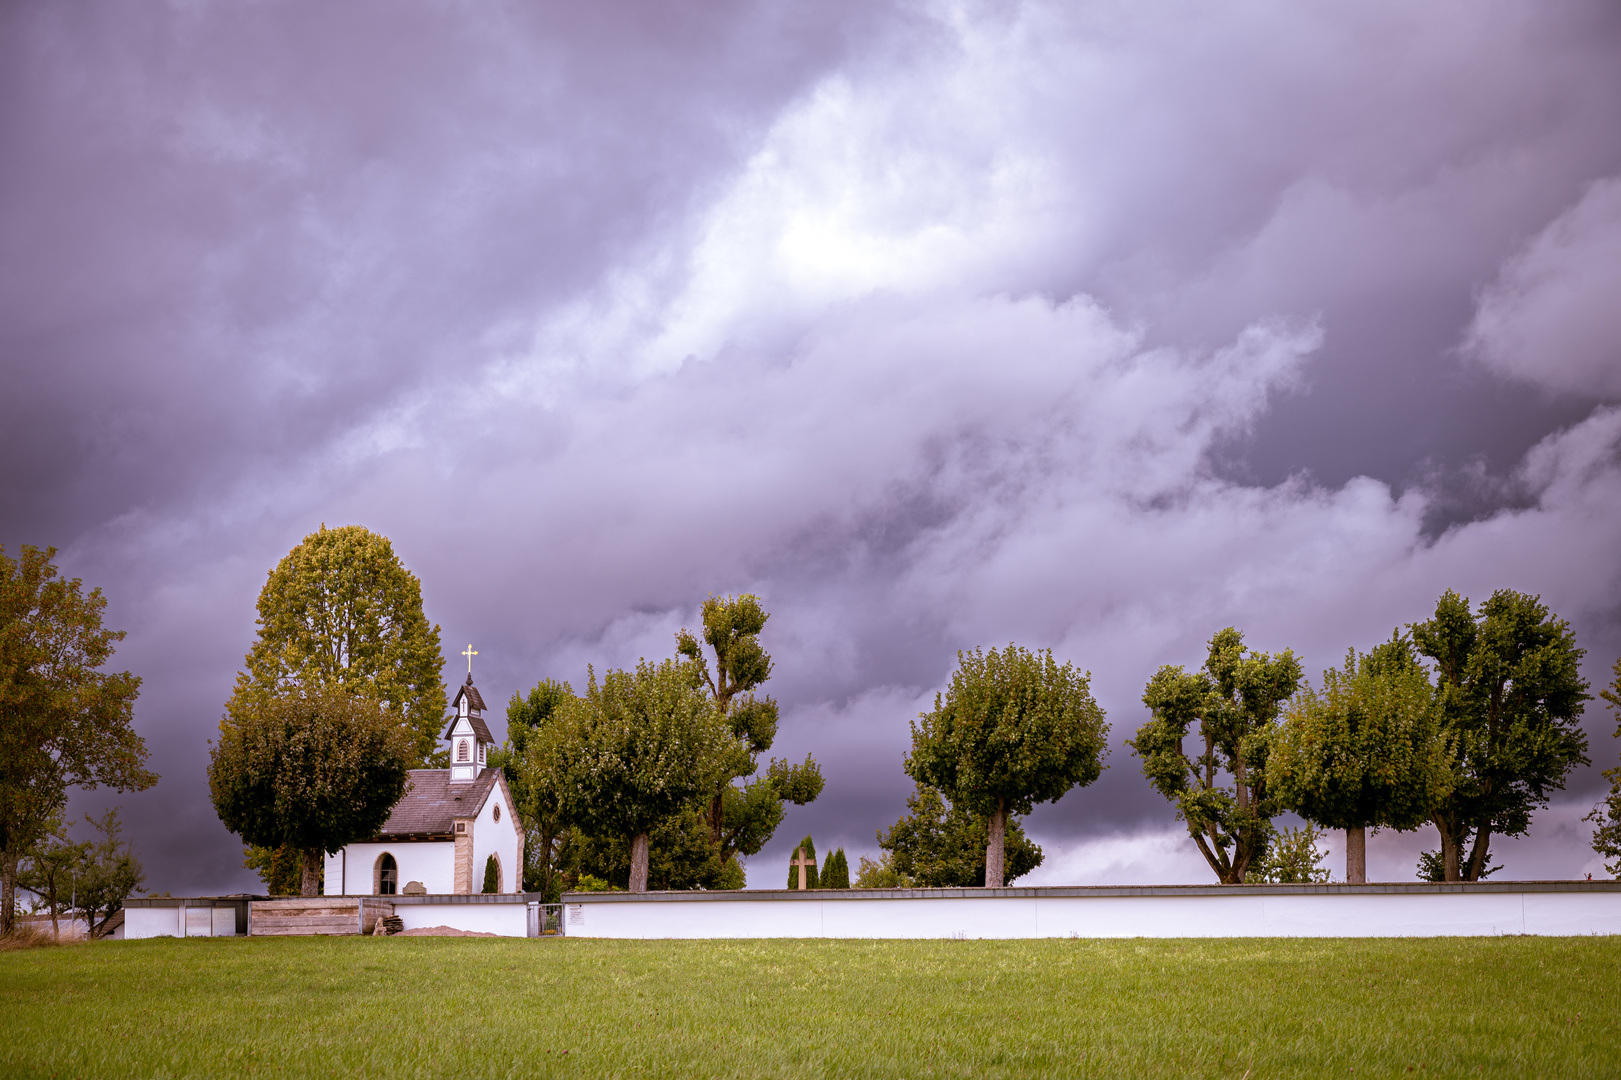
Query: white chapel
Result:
<box><xmin>324</xmin><ymin>671</ymin><xmax>524</xmax><ymax>896</ymax></box>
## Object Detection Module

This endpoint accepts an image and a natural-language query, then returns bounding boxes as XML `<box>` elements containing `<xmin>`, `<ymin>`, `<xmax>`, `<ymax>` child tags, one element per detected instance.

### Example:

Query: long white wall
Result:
<box><xmin>562</xmin><ymin>886</ymin><xmax>1621</xmax><ymax>939</ymax></box>
<box><xmin>394</xmin><ymin>900</ymin><xmax>528</xmax><ymax>936</ymax></box>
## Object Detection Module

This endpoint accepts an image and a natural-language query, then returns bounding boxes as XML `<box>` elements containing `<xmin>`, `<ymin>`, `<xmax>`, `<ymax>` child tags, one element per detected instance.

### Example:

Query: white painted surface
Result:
<box><xmin>124</xmin><ymin>905</ymin><xmax>185</xmax><ymax>939</ymax></box>
<box><xmin>326</xmin><ymin>842</ymin><xmax>455</xmax><ymax>895</ymax></box>
<box><xmin>563</xmin><ymin>889</ymin><xmax>1621</xmax><ymax>939</ymax></box>
<box><xmin>469</xmin><ymin>778</ymin><xmax>521</xmax><ymax>894</ymax></box>
<box><xmin>211</xmin><ymin>907</ymin><xmax>237</xmax><ymax>936</ymax></box>
<box><xmin>393</xmin><ymin>902</ymin><xmax>528</xmax><ymax>937</ymax></box>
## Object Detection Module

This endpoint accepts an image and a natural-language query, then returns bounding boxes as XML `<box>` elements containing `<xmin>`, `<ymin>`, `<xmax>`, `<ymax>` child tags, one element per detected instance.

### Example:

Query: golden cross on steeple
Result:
<box><xmin>461</xmin><ymin>644</ymin><xmax>478</xmax><ymax>676</ymax></box>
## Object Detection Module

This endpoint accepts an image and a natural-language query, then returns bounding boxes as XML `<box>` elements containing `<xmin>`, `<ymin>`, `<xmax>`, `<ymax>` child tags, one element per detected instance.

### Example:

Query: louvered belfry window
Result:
<box><xmin>458</xmin><ymin>739</ymin><xmax>470</xmax><ymax>762</ymax></box>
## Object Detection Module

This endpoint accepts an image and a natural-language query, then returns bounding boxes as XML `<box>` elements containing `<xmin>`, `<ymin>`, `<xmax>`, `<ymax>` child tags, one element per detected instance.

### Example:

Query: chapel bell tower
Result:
<box><xmin>445</xmin><ymin>667</ymin><xmax>494</xmax><ymax>783</ymax></box>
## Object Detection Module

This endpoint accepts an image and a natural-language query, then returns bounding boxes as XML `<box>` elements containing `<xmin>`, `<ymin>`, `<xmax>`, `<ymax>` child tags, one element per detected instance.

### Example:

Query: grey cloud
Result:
<box><xmin>10</xmin><ymin>1</ymin><xmax>1621</xmax><ymax>892</ymax></box>
<box><xmin>1466</xmin><ymin>178</ymin><xmax>1621</xmax><ymax>398</ymax></box>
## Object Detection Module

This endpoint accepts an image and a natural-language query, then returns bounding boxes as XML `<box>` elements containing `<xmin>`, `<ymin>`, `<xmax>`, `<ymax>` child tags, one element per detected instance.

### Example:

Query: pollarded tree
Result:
<box><xmin>552</xmin><ymin>658</ymin><xmax>737</xmax><ymax>892</ymax></box>
<box><xmin>907</xmin><ymin>645</ymin><xmax>1108</xmax><ymax>888</ymax></box>
<box><xmin>208</xmin><ymin>683</ymin><xmax>414</xmax><ymax>896</ymax></box>
<box><xmin>676</xmin><ymin>595</ymin><xmax>824</xmax><ymax>875</ymax></box>
<box><xmin>232</xmin><ymin>525</ymin><xmax>447</xmax><ymax>767</ymax></box>
<box><xmin>1411</xmin><ymin>589</ymin><xmax>1589</xmax><ymax>881</ymax></box>
<box><xmin>0</xmin><ymin>545</ymin><xmax>155</xmax><ymax>935</ymax></box>
<box><xmin>1130</xmin><ymin>627</ymin><xmax>1303</xmax><ymax>884</ymax></box>
<box><xmin>1270</xmin><ymin>635</ymin><xmax>1454</xmax><ymax>883</ymax></box>
<box><xmin>1584</xmin><ymin>656</ymin><xmax>1621</xmax><ymax>875</ymax></box>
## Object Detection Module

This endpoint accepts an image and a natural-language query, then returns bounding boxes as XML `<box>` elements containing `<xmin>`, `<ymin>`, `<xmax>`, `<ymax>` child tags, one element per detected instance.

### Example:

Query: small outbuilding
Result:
<box><xmin>324</xmin><ymin>674</ymin><xmax>523</xmax><ymax>896</ymax></box>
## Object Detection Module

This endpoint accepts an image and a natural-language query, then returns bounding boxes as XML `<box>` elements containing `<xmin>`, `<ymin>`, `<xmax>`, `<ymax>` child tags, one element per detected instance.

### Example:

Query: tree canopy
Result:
<box><xmin>232</xmin><ymin>525</ymin><xmax>446</xmax><ymax>766</ymax></box>
<box><xmin>550</xmin><ymin>659</ymin><xmax>738</xmax><ymax>892</ymax></box>
<box><xmin>907</xmin><ymin>645</ymin><xmax>1106</xmax><ymax>887</ymax></box>
<box><xmin>1270</xmin><ymin>635</ymin><xmax>1453</xmax><ymax>882</ymax></box>
<box><xmin>208</xmin><ymin>683</ymin><xmax>414</xmax><ymax>895</ymax></box>
<box><xmin>0</xmin><ymin>545</ymin><xmax>155</xmax><ymax>935</ymax></box>
<box><xmin>908</xmin><ymin>646</ymin><xmax>1109</xmax><ymax>822</ymax></box>
<box><xmin>1411</xmin><ymin>589</ymin><xmax>1589</xmax><ymax>881</ymax></box>
<box><xmin>1130</xmin><ymin>627</ymin><xmax>1302</xmax><ymax>884</ymax></box>
<box><xmin>492</xmin><ymin>678</ymin><xmax>575</xmax><ymax>897</ymax></box>
<box><xmin>676</xmin><ymin>595</ymin><xmax>823</xmax><ymax>872</ymax></box>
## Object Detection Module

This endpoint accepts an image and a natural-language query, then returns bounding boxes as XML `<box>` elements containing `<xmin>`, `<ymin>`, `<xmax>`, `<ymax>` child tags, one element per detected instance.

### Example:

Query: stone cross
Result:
<box><xmin>462</xmin><ymin>644</ymin><xmax>478</xmax><ymax>675</ymax></box>
<box><xmin>791</xmin><ymin>846</ymin><xmax>815</xmax><ymax>890</ymax></box>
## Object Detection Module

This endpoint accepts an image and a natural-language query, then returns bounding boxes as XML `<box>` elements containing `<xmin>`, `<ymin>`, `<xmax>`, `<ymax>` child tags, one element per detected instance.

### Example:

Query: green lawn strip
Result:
<box><xmin>1</xmin><ymin>937</ymin><xmax>1615</xmax><ymax>1079</ymax></box>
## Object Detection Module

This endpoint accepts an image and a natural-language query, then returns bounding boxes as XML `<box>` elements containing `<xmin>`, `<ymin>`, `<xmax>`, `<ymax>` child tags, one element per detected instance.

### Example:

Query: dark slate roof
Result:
<box><xmin>454</xmin><ymin>675</ymin><xmax>487</xmax><ymax>713</ymax></box>
<box><xmin>377</xmin><ymin>768</ymin><xmax>500</xmax><ymax>837</ymax></box>
<box><xmin>442</xmin><ymin>712</ymin><xmax>495</xmax><ymax>743</ymax></box>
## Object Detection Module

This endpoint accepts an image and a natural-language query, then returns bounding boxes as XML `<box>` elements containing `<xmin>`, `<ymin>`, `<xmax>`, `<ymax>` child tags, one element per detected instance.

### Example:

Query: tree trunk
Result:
<box><xmin>0</xmin><ymin>851</ymin><xmax>16</xmax><ymax>936</ymax></box>
<box><xmin>1464</xmin><ymin>827</ymin><xmax>1492</xmax><ymax>882</ymax></box>
<box><xmin>628</xmin><ymin>832</ymin><xmax>650</xmax><ymax>893</ymax></box>
<box><xmin>1438</xmin><ymin>819</ymin><xmax>1461</xmax><ymax>882</ymax></box>
<box><xmin>300</xmin><ymin>849</ymin><xmax>323</xmax><ymax>897</ymax></box>
<box><xmin>1346</xmin><ymin>827</ymin><xmax>1366</xmax><ymax>884</ymax></box>
<box><xmin>984</xmin><ymin>797</ymin><xmax>1007</xmax><ymax>889</ymax></box>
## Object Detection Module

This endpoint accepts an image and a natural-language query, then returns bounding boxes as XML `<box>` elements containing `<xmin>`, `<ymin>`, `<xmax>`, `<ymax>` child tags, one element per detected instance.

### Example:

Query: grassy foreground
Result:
<box><xmin>2</xmin><ymin>936</ymin><xmax>1617</xmax><ymax>1078</ymax></box>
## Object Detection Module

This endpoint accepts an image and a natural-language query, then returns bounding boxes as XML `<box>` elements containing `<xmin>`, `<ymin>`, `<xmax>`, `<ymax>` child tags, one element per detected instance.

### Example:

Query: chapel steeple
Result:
<box><xmin>444</xmin><ymin>658</ymin><xmax>494</xmax><ymax>783</ymax></box>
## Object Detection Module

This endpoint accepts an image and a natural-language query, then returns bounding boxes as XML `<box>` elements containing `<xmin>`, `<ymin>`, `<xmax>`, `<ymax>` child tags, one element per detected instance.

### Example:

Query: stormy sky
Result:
<box><xmin>5</xmin><ymin>0</ymin><xmax>1621</xmax><ymax>893</ymax></box>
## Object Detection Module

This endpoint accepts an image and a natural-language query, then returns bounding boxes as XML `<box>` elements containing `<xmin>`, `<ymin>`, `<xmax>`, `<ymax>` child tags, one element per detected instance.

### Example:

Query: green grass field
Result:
<box><xmin>2</xmin><ymin>935</ymin><xmax>1617</xmax><ymax>1078</ymax></box>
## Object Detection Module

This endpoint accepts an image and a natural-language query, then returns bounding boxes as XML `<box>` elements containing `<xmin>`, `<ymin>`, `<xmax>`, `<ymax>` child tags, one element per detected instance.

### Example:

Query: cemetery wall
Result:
<box><xmin>560</xmin><ymin>882</ymin><xmax>1621</xmax><ymax>940</ymax></box>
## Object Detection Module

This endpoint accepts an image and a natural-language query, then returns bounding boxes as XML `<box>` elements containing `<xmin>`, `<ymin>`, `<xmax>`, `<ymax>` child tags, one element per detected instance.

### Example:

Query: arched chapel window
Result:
<box><xmin>378</xmin><ymin>853</ymin><xmax>398</xmax><ymax>896</ymax></box>
<box><xmin>457</xmin><ymin>739</ymin><xmax>469</xmax><ymax>762</ymax></box>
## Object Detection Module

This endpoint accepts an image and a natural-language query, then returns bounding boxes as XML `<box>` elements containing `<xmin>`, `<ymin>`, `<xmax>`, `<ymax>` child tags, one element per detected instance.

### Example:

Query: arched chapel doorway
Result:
<box><xmin>376</xmin><ymin>852</ymin><xmax>398</xmax><ymax>895</ymax></box>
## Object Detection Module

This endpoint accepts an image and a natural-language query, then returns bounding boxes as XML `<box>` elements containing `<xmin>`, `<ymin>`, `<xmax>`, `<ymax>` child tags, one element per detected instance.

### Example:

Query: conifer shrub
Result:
<box><xmin>786</xmin><ymin>835</ymin><xmax>818</xmax><ymax>888</ymax></box>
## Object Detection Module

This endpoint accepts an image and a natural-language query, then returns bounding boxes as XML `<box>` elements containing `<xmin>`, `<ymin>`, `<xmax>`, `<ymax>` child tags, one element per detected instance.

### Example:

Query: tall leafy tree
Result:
<box><xmin>552</xmin><ymin>659</ymin><xmax>737</xmax><ymax>892</ymax></box>
<box><xmin>232</xmin><ymin>525</ymin><xmax>446</xmax><ymax>766</ymax></box>
<box><xmin>208</xmin><ymin>683</ymin><xmax>413</xmax><ymax>895</ymax></box>
<box><xmin>1585</xmin><ymin>656</ymin><xmax>1621</xmax><ymax>875</ymax></box>
<box><xmin>878</xmin><ymin>783</ymin><xmax>1043</xmax><ymax>887</ymax></box>
<box><xmin>1411</xmin><ymin>590</ymin><xmax>1589</xmax><ymax>881</ymax></box>
<box><xmin>676</xmin><ymin>595</ymin><xmax>823</xmax><ymax>875</ymax></box>
<box><xmin>907</xmin><ymin>645</ymin><xmax>1107</xmax><ymax>887</ymax></box>
<box><xmin>1130</xmin><ymin>628</ymin><xmax>1303</xmax><ymax>884</ymax></box>
<box><xmin>493</xmin><ymin>678</ymin><xmax>575</xmax><ymax>898</ymax></box>
<box><xmin>0</xmin><ymin>545</ymin><xmax>155</xmax><ymax>935</ymax></box>
<box><xmin>1270</xmin><ymin>635</ymin><xmax>1454</xmax><ymax>883</ymax></box>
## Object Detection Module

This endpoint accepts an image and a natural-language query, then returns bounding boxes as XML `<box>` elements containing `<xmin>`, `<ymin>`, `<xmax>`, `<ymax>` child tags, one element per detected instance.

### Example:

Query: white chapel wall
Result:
<box><xmin>325</xmin><ymin>842</ymin><xmax>455</xmax><ymax>895</ymax></box>
<box><xmin>470</xmin><ymin>779</ymin><xmax>521</xmax><ymax>893</ymax></box>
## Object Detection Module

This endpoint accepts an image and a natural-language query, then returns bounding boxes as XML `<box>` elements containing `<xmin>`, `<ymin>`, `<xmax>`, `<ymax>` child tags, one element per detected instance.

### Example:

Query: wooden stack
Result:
<box><xmin>249</xmin><ymin>898</ymin><xmax>392</xmax><ymax>936</ymax></box>
<box><xmin>375</xmin><ymin>915</ymin><xmax>405</xmax><ymax>936</ymax></box>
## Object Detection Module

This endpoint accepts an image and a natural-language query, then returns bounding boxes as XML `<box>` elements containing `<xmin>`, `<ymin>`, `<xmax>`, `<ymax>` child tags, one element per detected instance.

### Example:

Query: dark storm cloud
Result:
<box><xmin>7</xmin><ymin>0</ymin><xmax>1621</xmax><ymax>892</ymax></box>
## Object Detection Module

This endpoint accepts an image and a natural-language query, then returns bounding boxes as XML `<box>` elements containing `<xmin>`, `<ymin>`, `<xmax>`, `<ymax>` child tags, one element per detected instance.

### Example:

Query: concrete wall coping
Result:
<box><xmin>126</xmin><ymin>896</ymin><xmax>265</xmax><ymax>908</ymax></box>
<box><xmin>561</xmin><ymin>880</ymin><xmax>1621</xmax><ymax>903</ymax></box>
